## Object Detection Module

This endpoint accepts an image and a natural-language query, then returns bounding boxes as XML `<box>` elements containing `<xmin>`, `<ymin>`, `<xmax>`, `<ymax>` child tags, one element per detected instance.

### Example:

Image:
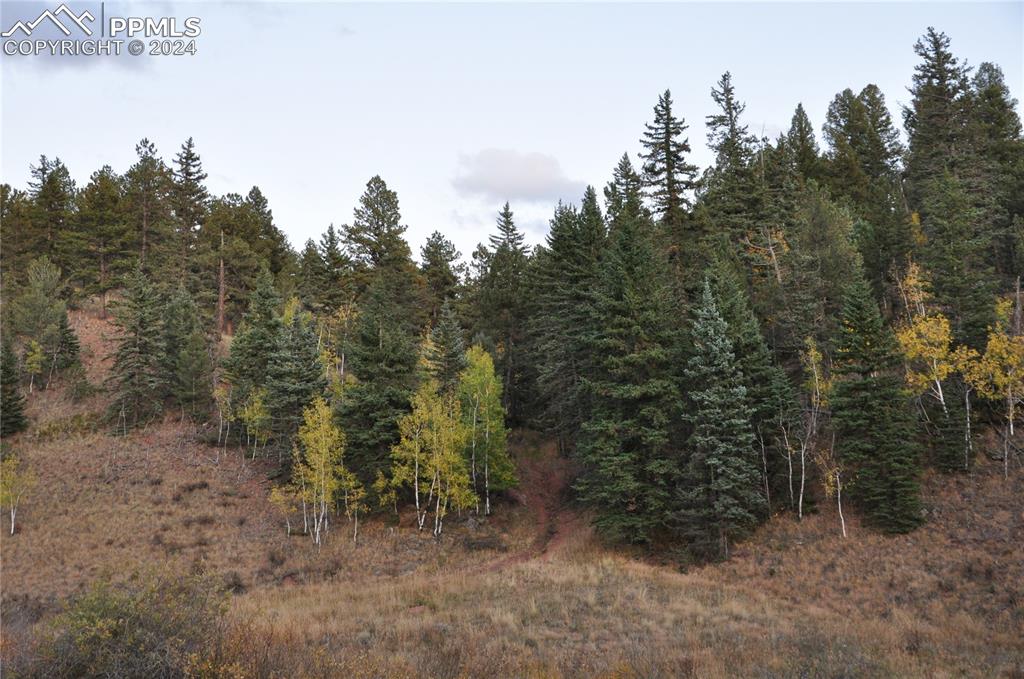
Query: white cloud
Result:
<box><xmin>452</xmin><ymin>148</ymin><xmax>586</xmax><ymax>205</ymax></box>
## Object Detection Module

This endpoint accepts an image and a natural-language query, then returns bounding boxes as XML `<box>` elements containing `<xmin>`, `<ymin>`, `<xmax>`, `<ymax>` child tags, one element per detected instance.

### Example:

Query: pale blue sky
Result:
<box><xmin>2</xmin><ymin>1</ymin><xmax>1021</xmax><ymax>259</ymax></box>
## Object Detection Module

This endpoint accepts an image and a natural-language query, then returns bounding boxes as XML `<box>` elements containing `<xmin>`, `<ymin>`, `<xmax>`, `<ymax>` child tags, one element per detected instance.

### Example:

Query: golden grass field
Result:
<box><xmin>1</xmin><ymin>308</ymin><xmax>1022</xmax><ymax>677</ymax></box>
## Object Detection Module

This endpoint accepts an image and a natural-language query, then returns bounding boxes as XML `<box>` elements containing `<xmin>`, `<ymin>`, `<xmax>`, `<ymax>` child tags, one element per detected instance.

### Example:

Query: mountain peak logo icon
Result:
<box><xmin>2</xmin><ymin>4</ymin><xmax>95</xmax><ymax>38</ymax></box>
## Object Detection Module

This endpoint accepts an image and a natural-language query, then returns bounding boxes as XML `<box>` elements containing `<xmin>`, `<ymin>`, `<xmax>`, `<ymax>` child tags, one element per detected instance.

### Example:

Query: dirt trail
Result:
<box><xmin>482</xmin><ymin>438</ymin><xmax>579</xmax><ymax>571</ymax></box>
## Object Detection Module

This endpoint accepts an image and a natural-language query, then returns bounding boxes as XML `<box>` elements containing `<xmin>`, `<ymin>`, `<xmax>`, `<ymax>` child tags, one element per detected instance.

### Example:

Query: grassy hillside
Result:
<box><xmin>2</xmin><ymin>307</ymin><xmax>1022</xmax><ymax>677</ymax></box>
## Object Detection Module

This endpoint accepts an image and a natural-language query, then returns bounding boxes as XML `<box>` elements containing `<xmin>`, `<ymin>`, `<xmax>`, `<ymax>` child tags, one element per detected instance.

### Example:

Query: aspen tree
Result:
<box><xmin>0</xmin><ymin>455</ymin><xmax>36</xmax><ymax>535</ymax></box>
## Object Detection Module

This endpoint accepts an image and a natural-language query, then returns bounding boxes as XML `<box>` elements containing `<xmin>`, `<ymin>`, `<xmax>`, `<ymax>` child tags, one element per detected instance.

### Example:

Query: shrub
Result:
<box><xmin>16</xmin><ymin>572</ymin><xmax>228</xmax><ymax>678</ymax></box>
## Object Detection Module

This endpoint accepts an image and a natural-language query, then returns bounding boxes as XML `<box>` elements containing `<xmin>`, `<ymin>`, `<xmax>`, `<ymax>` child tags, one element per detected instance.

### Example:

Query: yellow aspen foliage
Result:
<box><xmin>896</xmin><ymin>313</ymin><xmax>955</xmax><ymax>397</ymax></box>
<box><xmin>24</xmin><ymin>340</ymin><xmax>44</xmax><ymax>392</ymax></box>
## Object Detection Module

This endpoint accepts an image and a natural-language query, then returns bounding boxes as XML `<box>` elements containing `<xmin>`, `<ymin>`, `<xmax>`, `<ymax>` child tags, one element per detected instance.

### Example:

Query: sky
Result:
<box><xmin>2</xmin><ymin>1</ymin><xmax>1022</xmax><ymax>261</ymax></box>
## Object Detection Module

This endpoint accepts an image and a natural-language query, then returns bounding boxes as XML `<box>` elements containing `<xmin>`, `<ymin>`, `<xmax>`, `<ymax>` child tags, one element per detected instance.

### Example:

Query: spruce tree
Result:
<box><xmin>530</xmin><ymin>188</ymin><xmax>606</xmax><ymax>443</ymax></box>
<box><xmin>476</xmin><ymin>203</ymin><xmax>530</xmax><ymax>422</ymax></box>
<box><xmin>266</xmin><ymin>308</ymin><xmax>327</xmax><ymax>450</ymax></box>
<box><xmin>831</xmin><ymin>277</ymin><xmax>922</xmax><ymax>533</ymax></box>
<box><xmin>296</xmin><ymin>239</ymin><xmax>326</xmax><ymax>312</ymax></box>
<box><xmin>420</xmin><ymin>231</ymin><xmax>464</xmax><ymax>322</ymax></box>
<box><xmin>107</xmin><ymin>269</ymin><xmax>167</xmax><ymax>430</ymax></box>
<box><xmin>675</xmin><ymin>281</ymin><xmax>766</xmax><ymax>560</ymax></box>
<box><xmin>1</xmin><ymin>337</ymin><xmax>28</xmax><ymax>436</ymax></box>
<box><xmin>172</xmin><ymin>137</ymin><xmax>209</xmax><ymax>274</ymax></box>
<box><xmin>339</xmin><ymin>274</ymin><xmax>420</xmax><ymax>486</ymax></box>
<box><xmin>702</xmin><ymin>72</ymin><xmax>760</xmax><ymax>253</ymax></box>
<box><xmin>903</xmin><ymin>28</ymin><xmax>974</xmax><ymax>208</ymax></box>
<box><xmin>429</xmin><ymin>299</ymin><xmax>467</xmax><ymax>398</ymax></box>
<box><xmin>163</xmin><ymin>286</ymin><xmax>211</xmax><ymax>418</ymax></box>
<box><xmin>575</xmin><ymin>205</ymin><xmax>681</xmax><ymax>543</ymax></box>
<box><xmin>639</xmin><ymin>90</ymin><xmax>697</xmax><ymax>237</ymax></box>
<box><xmin>786</xmin><ymin>104</ymin><xmax>822</xmax><ymax>183</ymax></box>
<box><xmin>920</xmin><ymin>173</ymin><xmax>995</xmax><ymax>348</ymax></box>
<box><xmin>318</xmin><ymin>224</ymin><xmax>353</xmax><ymax>313</ymax></box>
<box><xmin>224</xmin><ymin>270</ymin><xmax>283</xmax><ymax>401</ymax></box>
<box><xmin>603</xmin><ymin>153</ymin><xmax>646</xmax><ymax>226</ymax></box>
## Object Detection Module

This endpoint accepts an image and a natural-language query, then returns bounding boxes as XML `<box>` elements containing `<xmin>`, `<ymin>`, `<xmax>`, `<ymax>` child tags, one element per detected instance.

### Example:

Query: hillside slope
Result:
<box><xmin>1</xmin><ymin>308</ymin><xmax>1022</xmax><ymax>677</ymax></box>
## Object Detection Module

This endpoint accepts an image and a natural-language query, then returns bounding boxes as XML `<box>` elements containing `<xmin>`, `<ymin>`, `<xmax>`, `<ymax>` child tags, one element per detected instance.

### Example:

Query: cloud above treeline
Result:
<box><xmin>452</xmin><ymin>148</ymin><xmax>586</xmax><ymax>205</ymax></box>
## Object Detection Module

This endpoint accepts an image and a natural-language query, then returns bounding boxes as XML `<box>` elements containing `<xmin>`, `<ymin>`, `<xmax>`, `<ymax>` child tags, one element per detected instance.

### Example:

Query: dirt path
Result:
<box><xmin>482</xmin><ymin>438</ymin><xmax>579</xmax><ymax>571</ymax></box>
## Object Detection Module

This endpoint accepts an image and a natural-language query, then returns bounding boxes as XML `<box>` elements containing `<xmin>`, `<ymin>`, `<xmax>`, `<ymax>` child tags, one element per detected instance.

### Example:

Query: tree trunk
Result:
<box><xmin>217</xmin><ymin>229</ymin><xmax>226</xmax><ymax>336</ymax></box>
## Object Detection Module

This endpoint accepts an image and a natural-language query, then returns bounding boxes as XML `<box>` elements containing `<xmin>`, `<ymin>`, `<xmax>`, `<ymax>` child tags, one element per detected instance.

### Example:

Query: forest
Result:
<box><xmin>2</xmin><ymin>23</ymin><xmax>1023</xmax><ymax>676</ymax></box>
<box><xmin>2</xmin><ymin>26</ymin><xmax>1022</xmax><ymax>562</ymax></box>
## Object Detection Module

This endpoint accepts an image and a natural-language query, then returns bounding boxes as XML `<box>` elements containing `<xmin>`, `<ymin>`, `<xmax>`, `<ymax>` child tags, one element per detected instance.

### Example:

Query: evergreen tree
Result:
<box><xmin>920</xmin><ymin>173</ymin><xmax>995</xmax><ymax>348</ymax></box>
<box><xmin>429</xmin><ymin>299</ymin><xmax>467</xmax><ymax>398</ymax></box>
<box><xmin>266</xmin><ymin>307</ymin><xmax>327</xmax><ymax>449</ymax></box>
<box><xmin>224</xmin><ymin>270</ymin><xmax>283</xmax><ymax>401</ymax></box>
<box><xmin>831</xmin><ymin>277</ymin><xmax>922</xmax><ymax>533</ymax></box>
<box><xmin>107</xmin><ymin>269</ymin><xmax>167</xmax><ymax>430</ymax></box>
<box><xmin>172</xmin><ymin>137</ymin><xmax>209</xmax><ymax>273</ymax></box>
<box><xmin>529</xmin><ymin>188</ymin><xmax>606</xmax><ymax>442</ymax></box>
<box><xmin>903</xmin><ymin>28</ymin><xmax>973</xmax><ymax>208</ymax></box>
<box><xmin>123</xmin><ymin>139</ymin><xmax>174</xmax><ymax>273</ymax></box>
<box><xmin>575</xmin><ymin>206</ymin><xmax>681</xmax><ymax>543</ymax></box>
<box><xmin>296</xmin><ymin>238</ymin><xmax>326</xmax><ymax>312</ymax></box>
<box><xmin>345</xmin><ymin>176</ymin><xmax>411</xmax><ymax>274</ymax></box>
<box><xmin>163</xmin><ymin>286</ymin><xmax>212</xmax><ymax>418</ymax></box>
<box><xmin>318</xmin><ymin>224</ymin><xmax>354</xmax><ymax>313</ymax></box>
<box><xmin>67</xmin><ymin>167</ymin><xmax>128</xmax><ymax>316</ymax></box>
<box><xmin>27</xmin><ymin>156</ymin><xmax>76</xmax><ymax>264</ymax></box>
<box><xmin>476</xmin><ymin>203</ymin><xmax>531</xmax><ymax>422</ymax></box>
<box><xmin>701</xmin><ymin>72</ymin><xmax>759</xmax><ymax>252</ymax></box>
<box><xmin>639</xmin><ymin>90</ymin><xmax>698</xmax><ymax>237</ymax></box>
<box><xmin>603</xmin><ymin>153</ymin><xmax>646</xmax><ymax>226</ymax></box>
<box><xmin>0</xmin><ymin>185</ymin><xmax>38</xmax><ymax>287</ymax></box>
<box><xmin>420</xmin><ymin>231</ymin><xmax>464</xmax><ymax>322</ymax></box>
<box><xmin>339</xmin><ymin>274</ymin><xmax>420</xmax><ymax>486</ymax></box>
<box><xmin>1</xmin><ymin>337</ymin><xmax>28</xmax><ymax>436</ymax></box>
<box><xmin>675</xmin><ymin>281</ymin><xmax>766</xmax><ymax>561</ymax></box>
<box><xmin>786</xmin><ymin>103</ymin><xmax>822</xmax><ymax>183</ymax></box>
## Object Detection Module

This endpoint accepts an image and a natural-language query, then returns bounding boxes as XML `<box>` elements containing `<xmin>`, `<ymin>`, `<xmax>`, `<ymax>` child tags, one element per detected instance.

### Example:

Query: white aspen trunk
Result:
<box><xmin>798</xmin><ymin>443</ymin><xmax>807</xmax><ymax>520</ymax></box>
<box><xmin>759</xmin><ymin>433</ymin><xmax>771</xmax><ymax>514</ymax></box>
<box><xmin>781</xmin><ymin>427</ymin><xmax>795</xmax><ymax>511</ymax></box>
<box><xmin>964</xmin><ymin>388</ymin><xmax>973</xmax><ymax>471</ymax></box>
<box><xmin>353</xmin><ymin>511</ymin><xmax>359</xmax><ymax>543</ymax></box>
<box><xmin>836</xmin><ymin>472</ymin><xmax>847</xmax><ymax>538</ymax></box>
<box><xmin>484</xmin><ymin>413</ymin><xmax>492</xmax><ymax>515</ymax></box>
<box><xmin>9</xmin><ymin>505</ymin><xmax>15</xmax><ymax>535</ymax></box>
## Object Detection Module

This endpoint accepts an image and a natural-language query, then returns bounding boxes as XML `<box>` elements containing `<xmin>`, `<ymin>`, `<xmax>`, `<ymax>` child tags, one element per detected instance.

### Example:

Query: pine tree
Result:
<box><xmin>345</xmin><ymin>176</ymin><xmax>411</xmax><ymax>274</ymax></box>
<box><xmin>27</xmin><ymin>156</ymin><xmax>76</xmax><ymax>264</ymax></box>
<box><xmin>67</xmin><ymin>167</ymin><xmax>128</xmax><ymax>316</ymax></box>
<box><xmin>639</xmin><ymin>90</ymin><xmax>697</xmax><ymax>237</ymax></box>
<box><xmin>1</xmin><ymin>337</ymin><xmax>28</xmax><ymax>436</ymax></box>
<box><xmin>172</xmin><ymin>137</ymin><xmax>209</xmax><ymax>275</ymax></box>
<box><xmin>107</xmin><ymin>269</ymin><xmax>167</xmax><ymax>430</ymax></box>
<box><xmin>575</xmin><ymin>206</ymin><xmax>682</xmax><ymax>543</ymax></box>
<box><xmin>429</xmin><ymin>299</ymin><xmax>467</xmax><ymax>398</ymax></box>
<box><xmin>265</xmin><ymin>306</ymin><xmax>327</xmax><ymax>450</ymax></box>
<box><xmin>123</xmin><ymin>139</ymin><xmax>174</xmax><ymax>274</ymax></box>
<box><xmin>831</xmin><ymin>276</ymin><xmax>922</xmax><ymax>533</ymax></box>
<box><xmin>675</xmin><ymin>281</ymin><xmax>766</xmax><ymax>560</ymax></box>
